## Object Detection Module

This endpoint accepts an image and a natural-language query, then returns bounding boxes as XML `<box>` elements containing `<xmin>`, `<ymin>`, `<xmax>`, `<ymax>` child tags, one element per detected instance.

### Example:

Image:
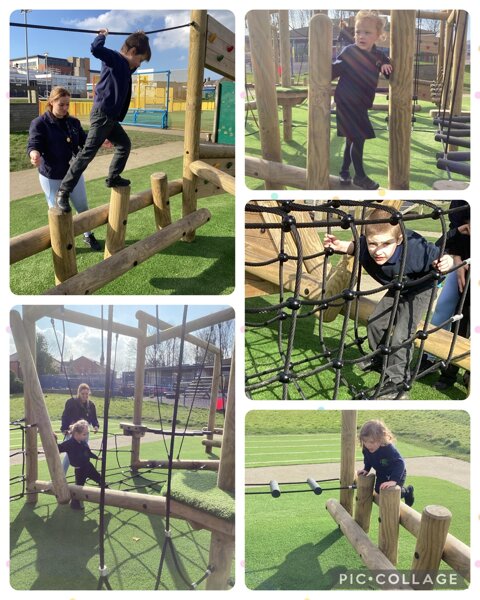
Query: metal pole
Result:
<box><xmin>44</xmin><ymin>52</ymin><xmax>49</xmax><ymax>96</ymax></box>
<box><xmin>21</xmin><ymin>10</ymin><xmax>32</xmax><ymax>102</ymax></box>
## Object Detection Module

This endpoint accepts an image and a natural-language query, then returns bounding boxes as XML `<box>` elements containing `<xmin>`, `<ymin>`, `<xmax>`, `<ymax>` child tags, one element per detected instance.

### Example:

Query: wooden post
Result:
<box><xmin>388</xmin><ymin>11</ymin><xmax>415</xmax><ymax>190</ymax></box>
<box><xmin>279</xmin><ymin>11</ymin><xmax>292</xmax><ymax>142</ymax></box>
<box><xmin>307</xmin><ymin>13</ymin><xmax>332</xmax><ymax>190</ymax></box>
<box><xmin>217</xmin><ymin>345</ymin><xmax>235</xmax><ymax>493</ymax></box>
<box><xmin>437</xmin><ymin>15</ymin><xmax>446</xmax><ymax>82</ymax></box>
<box><xmin>354</xmin><ymin>472</ymin><xmax>375</xmax><ymax>532</ymax></box>
<box><xmin>132</xmin><ymin>318</ymin><xmax>147</xmax><ymax>470</ymax></box>
<box><xmin>326</xmin><ymin>499</ymin><xmax>412</xmax><ymax>589</ymax></box>
<box><xmin>44</xmin><ymin>208</ymin><xmax>211</xmax><ymax>295</ymax></box>
<box><xmin>182</xmin><ymin>10</ymin><xmax>207</xmax><ymax>242</ymax></box>
<box><xmin>272</xmin><ymin>22</ymin><xmax>280</xmax><ymax>85</ymax></box>
<box><xmin>206</xmin><ymin>532</ymin><xmax>235</xmax><ymax>590</ymax></box>
<box><xmin>448</xmin><ymin>10</ymin><xmax>468</xmax><ymax>152</ymax></box>
<box><xmin>10</xmin><ymin>311</ymin><xmax>71</xmax><ymax>504</ymax></box>
<box><xmin>48</xmin><ymin>206</ymin><xmax>77</xmax><ymax>284</ymax></box>
<box><xmin>104</xmin><ymin>185</ymin><xmax>130</xmax><ymax>258</ymax></box>
<box><xmin>151</xmin><ymin>172</ymin><xmax>172</xmax><ymax>230</ymax></box>
<box><xmin>411</xmin><ymin>505</ymin><xmax>452</xmax><ymax>589</ymax></box>
<box><xmin>340</xmin><ymin>410</ymin><xmax>357</xmax><ymax>515</ymax></box>
<box><xmin>189</xmin><ymin>160</ymin><xmax>235</xmax><ymax>195</ymax></box>
<box><xmin>205</xmin><ymin>353</ymin><xmax>222</xmax><ymax>454</ymax></box>
<box><xmin>22</xmin><ymin>307</ymin><xmax>38</xmax><ymax>504</ymax></box>
<box><xmin>247</xmin><ymin>10</ymin><xmax>283</xmax><ymax>189</ymax></box>
<box><xmin>378</xmin><ymin>485</ymin><xmax>401</xmax><ymax>566</ymax></box>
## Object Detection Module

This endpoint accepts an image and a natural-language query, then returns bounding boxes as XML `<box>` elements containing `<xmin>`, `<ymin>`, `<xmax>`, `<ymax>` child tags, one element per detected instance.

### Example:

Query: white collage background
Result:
<box><xmin>1</xmin><ymin>0</ymin><xmax>478</xmax><ymax>598</ymax></box>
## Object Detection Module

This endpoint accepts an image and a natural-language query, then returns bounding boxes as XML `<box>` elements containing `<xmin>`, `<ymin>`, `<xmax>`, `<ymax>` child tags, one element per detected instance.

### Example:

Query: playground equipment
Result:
<box><xmin>245</xmin><ymin>199</ymin><xmax>470</xmax><ymax>400</ymax></box>
<box><xmin>10</xmin><ymin>305</ymin><xmax>235</xmax><ymax>590</ymax></box>
<box><xmin>245</xmin><ymin>9</ymin><xmax>468</xmax><ymax>190</ymax></box>
<box><xmin>326</xmin><ymin>412</ymin><xmax>470</xmax><ymax>589</ymax></box>
<box><xmin>10</xmin><ymin>10</ymin><xmax>235</xmax><ymax>294</ymax></box>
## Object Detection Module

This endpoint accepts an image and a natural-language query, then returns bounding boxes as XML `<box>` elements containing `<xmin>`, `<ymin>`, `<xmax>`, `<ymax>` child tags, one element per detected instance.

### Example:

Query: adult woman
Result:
<box><xmin>60</xmin><ymin>383</ymin><xmax>100</xmax><ymax>473</ymax></box>
<box><xmin>27</xmin><ymin>86</ymin><xmax>101</xmax><ymax>250</ymax></box>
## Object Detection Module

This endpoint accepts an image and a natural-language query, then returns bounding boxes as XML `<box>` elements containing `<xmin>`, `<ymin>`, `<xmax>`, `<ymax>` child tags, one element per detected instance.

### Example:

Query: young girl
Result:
<box><xmin>357</xmin><ymin>419</ymin><xmax>414</xmax><ymax>506</ymax></box>
<box><xmin>332</xmin><ymin>10</ymin><xmax>393</xmax><ymax>190</ymax></box>
<box><xmin>57</xmin><ymin>420</ymin><xmax>103</xmax><ymax>509</ymax></box>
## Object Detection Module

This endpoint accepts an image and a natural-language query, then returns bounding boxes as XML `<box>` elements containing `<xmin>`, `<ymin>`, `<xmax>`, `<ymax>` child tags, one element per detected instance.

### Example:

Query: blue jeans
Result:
<box><xmin>60</xmin><ymin>108</ymin><xmax>131</xmax><ymax>193</ymax></box>
<box><xmin>426</xmin><ymin>273</ymin><xmax>460</xmax><ymax>362</ymax></box>
<box><xmin>39</xmin><ymin>173</ymin><xmax>88</xmax><ymax>212</ymax></box>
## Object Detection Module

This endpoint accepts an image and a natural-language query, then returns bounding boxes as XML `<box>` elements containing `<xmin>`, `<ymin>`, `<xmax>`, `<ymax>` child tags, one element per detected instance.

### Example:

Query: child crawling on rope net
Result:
<box><xmin>332</xmin><ymin>10</ymin><xmax>392</xmax><ymax>190</ymax></box>
<box><xmin>324</xmin><ymin>208</ymin><xmax>453</xmax><ymax>399</ymax></box>
<box><xmin>57</xmin><ymin>419</ymin><xmax>106</xmax><ymax>510</ymax></box>
<box><xmin>357</xmin><ymin>419</ymin><xmax>414</xmax><ymax>506</ymax></box>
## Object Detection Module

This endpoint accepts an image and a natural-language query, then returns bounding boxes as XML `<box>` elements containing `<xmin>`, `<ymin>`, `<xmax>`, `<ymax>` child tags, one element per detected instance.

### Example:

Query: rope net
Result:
<box><xmin>245</xmin><ymin>200</ymin><xmax>470</xmax><ymax>400</ymax></box>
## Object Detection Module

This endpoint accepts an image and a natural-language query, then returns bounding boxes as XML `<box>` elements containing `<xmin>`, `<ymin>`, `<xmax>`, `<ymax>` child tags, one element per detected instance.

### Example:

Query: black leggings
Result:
<box><xmin>340</xmin><ymin>138</ymin><xmax>366</xmax><ymax>178</ymax></box>
<box><xmin>75</xmin><ymin>462</ymin><xmax>102</xmax><ymax>486</ymax></box>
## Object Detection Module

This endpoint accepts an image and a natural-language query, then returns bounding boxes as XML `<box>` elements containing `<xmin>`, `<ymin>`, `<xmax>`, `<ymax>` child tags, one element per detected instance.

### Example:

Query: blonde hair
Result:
<box><xmin>358</xmin><ymin>419</ymin><xmax>396</xmax><ymax>446</ymax></box>
<box><xmin>69</xmin><ymin>419</ymin><xmax>89</xmax><ymax>436</ymax></box>
<box><xmin>45</xmin><ymin>86</ymin><xmax>71</xmax><ymax>113</ymax></box>
<box><xmin>364</xmin><ymin>208</ymin><xmax>402</xmax><ymax>241</ymax></box>
<box><xmin>355</xmin><ymin>10</ymin><xmax>387</xmax><ymax>39</ymax></box>
<box><xmin>77</xmin><ymin>383</ymin><xmax>91</xmax><ymax>404</ymax></box>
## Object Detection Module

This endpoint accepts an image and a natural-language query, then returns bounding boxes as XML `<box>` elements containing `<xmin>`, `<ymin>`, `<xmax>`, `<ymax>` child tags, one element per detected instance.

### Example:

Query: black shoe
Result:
<box><xmin>70</xmin><ymin>499</ymin><xmax>84</xmax><ymax>510</ymax></box>
<box><xmin>404</xmin><ymin>485</ymin><xmax>415</xmax><ymax>507</ymax></box>
<box><xmin>353</xmin><ymin>175</ymin><xmax>380</xmax><ymax>190</ymax></box>
<box><xmin>372</xmin><ymin>383</ymin><xmax>408</xmax><ymax>400</ymax></box>
<box><xmin>419</xmin><ymin>356</ymin><xmax>435</xmax><ymax>372</ymax></box>
<box><xmin>357</xmin><ymin>358</ymin><xmax>382</xmax><ymax>373</ymax></box>
<box><xmin>83</xmin><ymin>233</ymin><xmax>102</xmax><ymax>251</ymax></box>
<box><xmin>339</xmin><ymin>171</ymin><xmax>352</xmax><ymax>185</ymax></box>
<box><xmin>434</xmin><ymin>377</ymin><xmax>455</xmax><ymax>391</ymax></box>
<box><xmin>55</xmin><ymin>189</ymin><xmax>71</xmax><ymax>213</ymax></box>
<box><xmin>105</xmin><ymin>175</ymin><xmax>131</xmax><ymax>188</ymax></box>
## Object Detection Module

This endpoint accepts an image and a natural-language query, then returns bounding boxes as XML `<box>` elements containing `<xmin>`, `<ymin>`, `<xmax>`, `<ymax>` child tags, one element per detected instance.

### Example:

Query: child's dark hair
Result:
<box><xmin>121</xmin><ymin>31</ymin><xmax>151</xmax><ymax>61</ymax></box>
<box><xmin>358</xmin><ymin>419</ymin><xmax>395</xmax><ymax>446</ymax></box>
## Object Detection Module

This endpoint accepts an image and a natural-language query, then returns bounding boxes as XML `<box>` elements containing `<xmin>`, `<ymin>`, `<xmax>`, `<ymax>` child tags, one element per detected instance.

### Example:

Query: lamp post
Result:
<box><xmin>44</xmin><ymin>52</ymin><xmax>49</xmax><ymax>96</ymax></box>
<box><xmin>20</xmin><ymin>9</ymin><xmax>32</xmax><ymax>102</ymax></box>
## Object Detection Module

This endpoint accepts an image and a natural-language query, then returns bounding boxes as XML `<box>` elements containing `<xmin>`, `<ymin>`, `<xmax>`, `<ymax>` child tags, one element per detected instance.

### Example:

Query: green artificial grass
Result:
<box><xmin>168</xmin><ymin>470</ymin><xmax>235</xmax><ymax>522</ymax></box>
<box><xmin>245</xmin><ymin>476</ymin><xmax>469</xmax><ymax>590</ymax></box>
<box><xmin>245</xmin><ymin>97</ymin><xmax>470</xmax><ymax>190</ymax></box>
<box><xmin>10</xmin><ymin>157</ymin><xmax>235</xmax><ymax>295</ymax></box>
<box><xmin>245</xmin><ymin>295</ymin><xmax>468</xmax><ymax>401</ymax></box>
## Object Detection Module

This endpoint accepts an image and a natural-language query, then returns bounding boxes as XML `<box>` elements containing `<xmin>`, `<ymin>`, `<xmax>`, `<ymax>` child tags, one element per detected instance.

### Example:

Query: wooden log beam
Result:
<box><xmin>279</xmin><ymin>11</ymin><xmax>292</xmax><ymax>142</ymax></box>
<box><xmin>307</xmin><ymin>14</ymin><xmax>332</xmax><ymax>189</ymax></box>
<box><xmin>340</xmin><ymin>411</ymin><xmax>357</xmax><ymax>514</ymax></box>
<box><xmin>189</xmin><ymin>160</ymin><xmax>235</xmax><ymax>195</ymax></box>
<box><xmin>151</xmin><ymin>172</ymin><xmax>172</xmax><ymax>230</ymax></box>
<box><xmin>217</xmin><ymin>346</ymin><xmax>235</xmax><ymax>492</ymax></box>
<box><xmin>11</xmin><ymin>181</ymin><xmax>183</xmax><ymax>265</ymax></box>
<box><xmin>354</xmin><ymin>472</ymin><xmax>375</xmax><ymax>533</ymax></box>
<box><xmin>202</xmin><ymin>438</ymin><xmax>222</xmax><ymax>448</ymax></box>
<box><xmin>205</xmin><ymin>354</ymin><xmax>222</xmax><ymax>454</ymax></box>
<box><xmin>144</xmin><ymin>307</ymin><xmax>235</xmax><ymax>346</ymax></box>
<box><xmin>206</xmin><ymin>531</ymin><xmax>235</xmax><ymax>590</ymax></box>
<box><xmin>44</xmin><ymin>208</ymin><xmax>211</xmax><ymax>295</ymax></box>
<box><xmin>378</xmin><ymin>485</ymin><xmax>401</xmax><ymax>566</ymax></box>
<box><xmin>373</xmin><ymin>493</ymin><xmax>470</xmax><ymax>581</ymax></box>
<box><xmin>10</xmin><ymin>311</ymin><xmax>71</xmax><ymax>504</ymax></box>
<box><xmin>133</xmin><ymin>459</ymin><xmax>219</xmax><ymax>471</ymax></box>
<box><xmin>31</xmin><ymin>480</ymin><xmax>234</xmax><ymax>537</ymax></box>
<box><xmin>326</xmin><ymin>498</ymin><xmax>412</xmax><ymax>589</ymax></box>
<box><xmin>104</xmin><ymin>185</ymin><xmax>131</xmax><ymax>258</ymax></box>
<box><xmin>199</xmin><ymin>143</ymin><xmax>235</xmax><ymax>159</ymax></box>
<box><xmin>48</xmin><ymin>207</ymin><xmax>77</xmax><ymax>284</ymax></box>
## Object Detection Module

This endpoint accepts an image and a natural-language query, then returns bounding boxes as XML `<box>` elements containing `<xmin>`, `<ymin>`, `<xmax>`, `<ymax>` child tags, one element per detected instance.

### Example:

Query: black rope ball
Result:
<box><xmin>286</xmin><ymin>297</ymin><xmax>301</xmax><ymax>311</ymax></box>
<box><xmin>341</xmin><ymin>289</ymin><xmax>355</xmax><ymax>301</ymax></box>
<box><xmin>282</xmin><ymin>215</ymin><xmax>296</xmax><ymax>232</ymax></box>
<box><xmin>324</xmin><ymin>246</ymin><xmax>335</xmax><ymax>256</ymax></box>
<box><xmin>416</xmin><ymin>330</ymin><xmax>428</xmax><ymax>340</ymax></box>
<box><xmin>340</xmin><ymin>214</ymin><xmax>354</xmax><ymax>230</ymax></box>
<box><xmin>278</xmin><ymin>372</ymin><xmax>291</xmax><ymax>383</ymax></box>
<box><xmin>332</xmin><ymin>359</ymin><xmax>344</xmax><ymax>370</ymax></box>
<box><xmin>389</xmin><ymin>212</ymin><xmax>403</xmax><ymax>225</ymax></box>
<box><xmin>278</xmin><ymin>252</ymin><xmax>289</xmax><ymax>263</ymax></box>
<box><xmin>278</xmin><ymin>311</ymin><xmax>288</xmax><ymax>321</ymax></box>
<box><xmin>378</xmin><ymin>344</ymin><xmax>390</xmax><ymax>355</ymax></box>
<box><xmin>432</xmin><ymin>207</ymin><xmax>443</xmax><ymax>220</ymax></box>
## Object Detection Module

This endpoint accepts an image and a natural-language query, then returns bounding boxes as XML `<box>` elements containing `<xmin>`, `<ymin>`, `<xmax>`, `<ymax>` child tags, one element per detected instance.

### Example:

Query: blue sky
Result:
<box><xmin>11</xmin><ymin>305</ymin><xmax>233</xmax><ymax>371</ymax></box>
<box><xmin>10</xmin><ymin>10</ymin><xmax>235</xmax><ymax>74</ymax></box>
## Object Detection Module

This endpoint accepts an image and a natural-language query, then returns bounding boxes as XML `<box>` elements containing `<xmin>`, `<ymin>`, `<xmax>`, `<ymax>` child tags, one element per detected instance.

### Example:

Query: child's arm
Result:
<box><xmin>323</xmin><ymin>233</ymin><xmax>354</xmax><ymax>255</ymax></box>
<box><xmin>91</xmin><ymin>29</ymin><xmax>118</xmax><ymax>67</ymax></box>
<box><xmin>432</xmin><ymin>254</ymin><xmax>454</xmax><ymax>274</ymax></box>
<box><xmin>380</xmin><ymin>63</ymin><xmax>393</xmax><ymax>77</ymax></box>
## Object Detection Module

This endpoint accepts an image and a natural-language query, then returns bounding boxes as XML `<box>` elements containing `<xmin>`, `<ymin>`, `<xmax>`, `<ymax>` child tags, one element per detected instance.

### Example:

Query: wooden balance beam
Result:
<box><xmin>326</xmin><ymin>498</ymin><xmax>412</xmax><ymax>589</ymax></box>
<box><xmin>31</xmin><ymin>480</ymin><xmax>233</xmax><ymax>537</ymax></box>
<box><xmin>44</xmin><ymin>208</ymin><xmax>211</xmax><ymax>295</ymax></box>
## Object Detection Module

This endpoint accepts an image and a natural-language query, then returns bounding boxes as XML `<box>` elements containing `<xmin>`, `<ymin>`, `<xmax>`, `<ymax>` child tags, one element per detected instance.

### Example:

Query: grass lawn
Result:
<box><xmin>9</xmin><ymin>394</ymin><xmax>231</xmax><ymax>590</ymax></box>
<box><xmin>10</xmin><ymin>129</ymin><xmax>183</xmax><ymax>173</ymax></box>
<box><xmin>245</xmin><ymin>295</ymin><xmax>469</xmax><ymax>401</ymax></box>
<box><xmin>245</xmin><ymin>98</ymin><xmax>470</xmax><ymax>190</ymax></box>
<box><xmin>244</xmin><ymin>411</ymin><xmax>469</xmax><ymax>590</ymax></box>
<box><xmin>10</xmin><ymin>157</ymin><xmax>235</xmax><ymax>295</ymax></box>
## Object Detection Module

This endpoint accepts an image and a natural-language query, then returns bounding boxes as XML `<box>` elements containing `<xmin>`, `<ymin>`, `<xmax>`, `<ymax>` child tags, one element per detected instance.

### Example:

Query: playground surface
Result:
<box><xmin>246</xmin><ymin>456</ymin><xmax>470</xmax><ymax>490</ymax></box>
<box><xmin>10</xmin><ymin>140</ymin><xmax>184</xmax><ymax>201</ymax></box>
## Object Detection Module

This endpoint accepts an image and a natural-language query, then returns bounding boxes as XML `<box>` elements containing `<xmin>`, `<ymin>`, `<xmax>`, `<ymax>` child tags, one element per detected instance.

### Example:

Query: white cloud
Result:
<box><xmin>66</xmin><ymin>10</ymin><xmax>160</xmax><ymax>34</ymax></box>
<box><xmin>152</xmin><ymin>12</ymin><xmax>191</xmax><ymax>51</ymax></box>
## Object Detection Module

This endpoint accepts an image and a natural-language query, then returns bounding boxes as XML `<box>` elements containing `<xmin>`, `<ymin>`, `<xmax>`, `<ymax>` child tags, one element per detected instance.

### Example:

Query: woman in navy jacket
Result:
<box><xmin>27</xmin><ymin>86</ymin><xmax>101</xmax><ymax>250</ymax></box>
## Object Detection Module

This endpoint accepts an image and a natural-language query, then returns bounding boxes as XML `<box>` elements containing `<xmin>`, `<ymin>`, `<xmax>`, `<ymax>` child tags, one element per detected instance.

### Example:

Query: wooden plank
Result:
<box><xmin>189</xmin><ymin>160</ymin><xmax>235</xmax><ymax>195</ymax></box>
<box><xmin>205</xmin><ymin>15</ymin><xmax>235</xmax><ymax>80</ymax></box>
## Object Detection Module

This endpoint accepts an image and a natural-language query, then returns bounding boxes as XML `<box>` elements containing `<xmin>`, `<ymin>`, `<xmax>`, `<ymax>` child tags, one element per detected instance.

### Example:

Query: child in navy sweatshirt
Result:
<box><xmin>58</xmin><ymin>419</ymin><xmax>103</xmax><ymax>509</ymax></box>
<box><xmin>357</xmin><ymin>419</ymin><xmax>414</xmax><ymax>506</ymax></box>
<box><xmin>55</xmin><ymin>29</ymin><xmax>151</xmax><ymax>212</ymax></box>
<box><xmin>324</xmin><ymin>208</ymin><xmax>454</xmax><ymax>398</ymax></box>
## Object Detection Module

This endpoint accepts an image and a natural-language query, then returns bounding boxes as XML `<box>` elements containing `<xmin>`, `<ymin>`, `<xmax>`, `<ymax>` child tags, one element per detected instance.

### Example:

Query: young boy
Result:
<box><xmin>324</xmin><ymin>208</ymin><xmax>453</xmax><ymax>399</ymax></box>
<box><xmin>55</xmin><ymin>29</ymin><xmax>151</xmax><ymax>212</ymax></box>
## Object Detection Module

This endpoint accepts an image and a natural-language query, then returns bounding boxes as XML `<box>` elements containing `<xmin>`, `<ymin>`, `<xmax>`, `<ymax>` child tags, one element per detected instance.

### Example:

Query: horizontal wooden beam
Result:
<box><xmin>31</xmin><ymin>480</ymin><xmax>233</xmax><ymax>537</ymax></box>
<box><xmin>190</xmin><ymin>160</ymin><xmax>235</xmax><ymax>195</ymax></box>
<box><xmin>10</xmin><ymin>180</ymin><xmax>183</xmax><ymax>265</ymax></box>
<box><xmin>133</xmin><ymin>459</ymin><xmax>219</xmax><ymax>471</ymax></box>
<box><xmin>199</xmin><ymin>143</ymin><xmax>235</xmax><ymax>159</ymax></box>
<box><xmin>44</xmin><ymin>208</ymin><xmax>211</xmax><ymax>295</ymax></box>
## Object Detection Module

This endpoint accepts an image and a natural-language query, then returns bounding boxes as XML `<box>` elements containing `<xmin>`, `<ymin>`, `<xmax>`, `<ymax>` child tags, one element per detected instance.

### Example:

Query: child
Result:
<box><xmin>357</xmin><ymin>419</ymin><xmax>414</xmax><ymax>506</ymax></box>
<box><xmin>324</xmin><ymin>208</ymin><xmax>454</xmax><ymax>399</ymax></box>
<box><xmin>55</xmin><ymin>29</ymin><xmax>151</xmax><ymax>212</ymax></box>
<box><xmin>332</xmin><ymin>10</ymin><xmax>393</xmax><ymax>190</ymax></box>
<box><xmin>57</xmin><ymin>420</ymin><xmax>103</xmax><ymax>509</ymax></box>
